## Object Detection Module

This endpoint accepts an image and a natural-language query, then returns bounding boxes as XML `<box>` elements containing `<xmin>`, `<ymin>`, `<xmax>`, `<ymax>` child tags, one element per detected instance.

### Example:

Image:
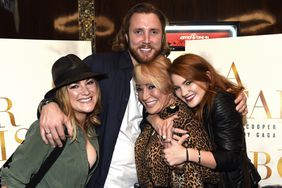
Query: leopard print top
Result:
<box><xmin>135</xmin><ymin>97</ymin><xmax>220</xmax><ymax>188</ymax></box>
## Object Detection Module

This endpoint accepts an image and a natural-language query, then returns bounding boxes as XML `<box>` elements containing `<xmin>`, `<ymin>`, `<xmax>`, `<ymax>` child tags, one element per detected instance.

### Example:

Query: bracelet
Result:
<box><xmin>186</xmin><ymin>148</ymin><xmax>189</xmax><ymax>161</ymax></box>
<box><xmin>198</xmin><ymin>149</ymin><xmax>201</xmax><ymax>164</ymax></box>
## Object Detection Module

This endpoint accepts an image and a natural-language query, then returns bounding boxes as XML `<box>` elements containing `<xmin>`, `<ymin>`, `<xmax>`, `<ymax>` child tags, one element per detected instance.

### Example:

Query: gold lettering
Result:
<box><xmin>248</xmin><ymin>90</ymin><xmax>272</xmax><ymax>119</ymax></box>
<box><xmin>226</xmin><ymin>62</ymin><xmax>243</xmax><ymax>86</ymax></box>
<box><xmin>251</xmin><ymin>151</ymin><xmax>271</xmax><ymax>179</ymax></box>
<box><xmin>15</xmin><ymin>128</ymin><xmax>27</xmax><ymax>143</ymax></box>
<box><xmin>0</xmin><ymin>129</ymin><xmax>26</xmax><ymax>161</ymax></box>
<box><xmin>0</xmin><ymin>97</ymin><xmax>17</xmax><ymax>126</ymax></box>
<box><xmin>278</xmin><ymin>149</ymin><xmax>282</xmax><ymax>177</ymax></box>
<box><xmin>0</xmin><ymin>131</ymin><xmax>7</xmax><ymax>160</ymax></box>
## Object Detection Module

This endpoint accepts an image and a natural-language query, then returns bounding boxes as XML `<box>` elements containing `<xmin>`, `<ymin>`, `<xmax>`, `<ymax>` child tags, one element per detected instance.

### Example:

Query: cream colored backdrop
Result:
<box><xmin>169</xmin><ymin>34</ymin><xmax>282</xmax><ymax>186</ymax></box>
<box><xmin>0</xmin><ymin>39</ymin><xmax>91</xmax><ymax>166</ymax></box>
<box><xmin>1</xmin><ymin>36</ymin><xmax>281</xmax><ymax>186</ymax></box>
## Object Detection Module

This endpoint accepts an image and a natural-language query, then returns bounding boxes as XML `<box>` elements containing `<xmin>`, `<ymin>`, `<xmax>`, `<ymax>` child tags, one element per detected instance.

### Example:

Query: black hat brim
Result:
<box><xmin>44</xmin><ymin>72</ymin><xmax>105</xmax><ymax>99</ymax></box>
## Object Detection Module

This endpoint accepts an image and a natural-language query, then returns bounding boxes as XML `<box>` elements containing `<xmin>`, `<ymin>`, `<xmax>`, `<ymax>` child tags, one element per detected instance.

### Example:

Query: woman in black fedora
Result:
<box><xmin>1</xmin><ymin>54</ymin><xmax>104</xmax><ymax>187</ymax></box>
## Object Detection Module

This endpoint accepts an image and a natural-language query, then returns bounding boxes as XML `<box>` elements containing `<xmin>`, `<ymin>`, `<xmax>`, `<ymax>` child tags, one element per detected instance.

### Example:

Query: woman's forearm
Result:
<box><xmin>187</xmin><ymin>148</ymin><xmax>217</xmax><ymax>169</ymax></box>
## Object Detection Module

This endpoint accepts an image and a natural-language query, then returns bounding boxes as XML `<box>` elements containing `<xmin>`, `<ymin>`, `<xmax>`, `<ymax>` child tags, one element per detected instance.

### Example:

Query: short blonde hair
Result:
<box><xmin>133</xmin><ymin>55</ymin><xmax>172</xmax><ymax>95</ymax></box>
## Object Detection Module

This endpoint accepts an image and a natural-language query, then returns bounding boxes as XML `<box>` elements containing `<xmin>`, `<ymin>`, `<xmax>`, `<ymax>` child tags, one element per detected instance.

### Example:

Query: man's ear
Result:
<box><xmin>125</xmin><ymin>34</ymin><xmax>128</xmax><ymax>43</ymax></box>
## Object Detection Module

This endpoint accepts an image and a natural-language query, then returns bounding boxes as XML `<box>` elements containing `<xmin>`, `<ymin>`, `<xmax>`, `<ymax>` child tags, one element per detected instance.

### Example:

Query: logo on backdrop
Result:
<box><xmin>0</xmin><ymin>97</ymin><xmax>27</xmax><ymax>160</ymax></box>
<box><xmin>226</xmin><ymin>62</ymin><xmax>282</xmax><ymax>180</ymax></box>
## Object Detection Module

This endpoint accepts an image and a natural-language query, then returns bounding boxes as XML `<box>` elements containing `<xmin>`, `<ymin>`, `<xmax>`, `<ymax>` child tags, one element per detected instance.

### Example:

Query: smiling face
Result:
<box><xmin>126</xmin><ymin>13</ymin><xmax>163</xmax><ymax>64</ymax></box>
<box><xmin>133</xmin><ymin>55</ymin><xmax>173</xmax><ymax>114</ymax></box>
<box><xmin>171</xmin><ymin>74</ymin><xmax>208</xmax><ymax>108</ymax></box>
<box><xmin>67</xmin><ymin>78</ymin><xmax>98</xmax><ymax>123</ymax></box>
<box><xmin>135</xmin><ymin>81</ymin><xmax>171</xmax><ymax>115</ymax></box>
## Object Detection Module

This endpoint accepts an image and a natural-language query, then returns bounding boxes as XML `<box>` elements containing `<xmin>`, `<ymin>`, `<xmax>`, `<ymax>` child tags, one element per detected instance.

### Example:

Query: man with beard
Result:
<box><xmin>38</xmin><ymin>3</ymin><xmax>247</xmax><ymax>188</ymax></box>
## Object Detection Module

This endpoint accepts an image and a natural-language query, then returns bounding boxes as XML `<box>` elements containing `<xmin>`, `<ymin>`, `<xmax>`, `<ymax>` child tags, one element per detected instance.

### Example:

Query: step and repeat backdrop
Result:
<box><xmin>1</xmin><ymin>34</ymin><xmax>281</xmax><ymax>186</ymax></box>
<box><xmin>0</xmin><ymin>38</ymin><xmax>91</xmax><ymax>165</ymax></box>
<box><xmin>169</xmin><ymin>34</ymin><xmax>282</xmax><ymax>186</ymax></box>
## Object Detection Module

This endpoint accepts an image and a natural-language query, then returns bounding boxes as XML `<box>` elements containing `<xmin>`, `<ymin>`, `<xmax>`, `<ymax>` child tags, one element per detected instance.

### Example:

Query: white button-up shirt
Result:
<box><xmin>104</xmin><ymin>79</ymin><xmax>143</xmax><ymax>188</ymax></box>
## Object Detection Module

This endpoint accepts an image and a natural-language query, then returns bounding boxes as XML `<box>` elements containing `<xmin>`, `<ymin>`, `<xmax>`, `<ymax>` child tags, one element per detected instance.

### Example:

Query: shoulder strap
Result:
<box><xmin>25</xmin><ymin>139</ymin><xmax>67</xmax><ymax>188</ymax></box>
<box><xmin>1</xmin><ymin>139</ymin><xmax>67</xmax><ymax>188</ymax></box>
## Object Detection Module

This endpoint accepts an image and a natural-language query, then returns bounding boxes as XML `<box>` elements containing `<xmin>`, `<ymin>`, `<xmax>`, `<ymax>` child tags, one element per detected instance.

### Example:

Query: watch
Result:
<box><xmin>37</xmin><ymin>98</ymin><xmax>57</xmax><ymax>117</ymax></box>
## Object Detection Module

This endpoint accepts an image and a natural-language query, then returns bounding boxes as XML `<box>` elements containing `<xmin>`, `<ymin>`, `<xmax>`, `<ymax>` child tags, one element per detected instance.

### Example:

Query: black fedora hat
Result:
<box><xmin>45</xmin><ymin>54</ymin><xmax>104</xmax><ymax>98</ymax></box>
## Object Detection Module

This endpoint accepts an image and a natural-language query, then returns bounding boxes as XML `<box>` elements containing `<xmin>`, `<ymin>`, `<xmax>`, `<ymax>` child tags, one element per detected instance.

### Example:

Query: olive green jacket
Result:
<box><xmin>1</xmin><ymin>120</ymin><xmax>99</xmax><ymax>188</ymax></box>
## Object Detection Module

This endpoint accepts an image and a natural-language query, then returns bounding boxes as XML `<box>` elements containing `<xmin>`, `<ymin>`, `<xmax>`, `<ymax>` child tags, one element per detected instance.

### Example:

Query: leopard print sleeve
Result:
<box><xmin>160</xmin><ymin>98</ymin><xmax>220</xmax><ymax>187</ymax></box>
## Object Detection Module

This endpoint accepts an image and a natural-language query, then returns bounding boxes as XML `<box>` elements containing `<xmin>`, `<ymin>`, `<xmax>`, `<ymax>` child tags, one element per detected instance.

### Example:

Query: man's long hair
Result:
<box><xmin>112</xmin><ymin>3</ymin><xmax>171</xmax><ymax>56</ymax></box>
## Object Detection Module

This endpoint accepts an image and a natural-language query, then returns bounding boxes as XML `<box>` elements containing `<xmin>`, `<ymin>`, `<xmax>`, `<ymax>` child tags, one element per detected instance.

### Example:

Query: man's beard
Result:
<box><xmin>128</xmin><ymin>44</ymin><xmax>161</xmax><ymax>64</ymax></box>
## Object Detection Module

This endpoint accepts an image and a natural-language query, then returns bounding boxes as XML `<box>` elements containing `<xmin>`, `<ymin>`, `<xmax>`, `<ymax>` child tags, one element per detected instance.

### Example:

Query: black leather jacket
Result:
<box><xmin>203</xmin><ymin>90</ymin><xmax>260</xmax><ymax>188</ymax></box>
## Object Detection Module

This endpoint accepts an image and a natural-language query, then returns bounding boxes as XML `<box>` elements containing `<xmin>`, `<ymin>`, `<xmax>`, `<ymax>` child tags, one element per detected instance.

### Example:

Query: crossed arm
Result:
<box><xmin>39</xmin><ymin>90</ymin><xmax>247</xmax><ymax>147</ymax></box>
